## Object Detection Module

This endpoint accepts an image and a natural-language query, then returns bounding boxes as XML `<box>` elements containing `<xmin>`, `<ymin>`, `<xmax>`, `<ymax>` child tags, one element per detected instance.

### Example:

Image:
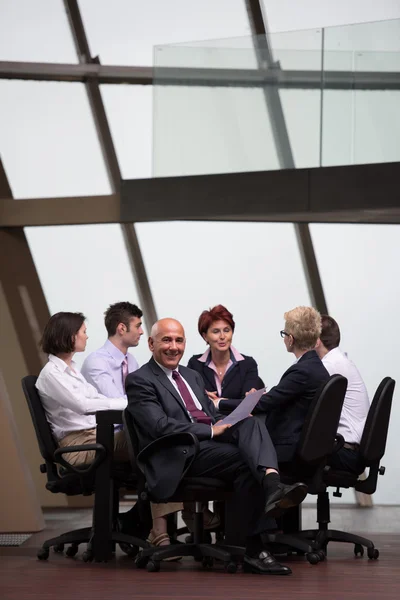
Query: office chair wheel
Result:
<box><xmin>316</xmin><ymin>550</ymin><xmax>326</xmax><ymax>561</ymax></box>
<box><xmin>367</xmin><ymin>547</ymin><xmax>379</xmax><ymax>560</ymax></box>
<box><xmin>53</xmin><ymin>543</ymin><xmax>64</xmax><ymax>553</ymax></box>
<box><xmin>354</xmin><ymin>544</ymin><xmax>364</xmax><ymax>557</ymax></box>
<box><xmin>66</xmin><ymin>544</ymin><xmax>79</xmax><ymax>558</ymax></box>
<box><xmin>135</xmin><ymin>554</ymin><xmax>149</xmax><ymax>569</ymax></box>
<box><xmin>306</xmin><ymin>552</ymin><xmax>320</xmax><ymax>565</ymax></box>
<box><xmin>225</xmin><ymin>561</ymin><xmax>238</xmax><ymax>574</ymax></box>
<box><xmin>146</xmin><ymin>559</ymin><xmax>160</xmax><ymax>572</ymax></box>
<box><xmin>202</xmin><ymin>556</ymin><xmax>214</xmax><ymax>569</ymax></box>
<box><xmin>37</xmin><ymin>547</ymin><xmax>49</xmax><ymax>560</ymax></box>
<box><xmin>82</xmin><ymin>550</ymin><xmax>93</xmax><ymax>563</ymax></box>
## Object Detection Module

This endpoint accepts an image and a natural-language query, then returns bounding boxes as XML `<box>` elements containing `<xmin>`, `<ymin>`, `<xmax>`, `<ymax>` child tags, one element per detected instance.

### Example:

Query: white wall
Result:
<box><xmin>1</xmin><ymin>0</ymin><xmax>400</xmax><ymax>503</ymax></box>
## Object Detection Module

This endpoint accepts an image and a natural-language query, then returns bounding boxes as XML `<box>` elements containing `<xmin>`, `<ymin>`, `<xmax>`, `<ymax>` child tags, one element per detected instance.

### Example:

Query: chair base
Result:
<box><xmin>136</xmin><ymin>542</ymin><xmax>241</xmax><ymax>573</ymax></box>
<box><xmin>262</xmin><ymin>532</ymin><xmax>324</xmax><ymax>564</ymax></box>
<box><xmin>263</xmin><ymin>527</ymin><xmax>379</xmax><ymax>563</ymax></box>
<box><xmin>37</xmin><ymin>527</ymin><xmax>92</xmax><ymax>560</ymax></box>
<box><xmin>297</xmin><ymin>527</ymin><xmax>377</xmax><ymax>554</ymax></box>
<box><xmin>37</xmin><ymin>526</ymin><xmax>149</xmax><ymax>562</ymax></box>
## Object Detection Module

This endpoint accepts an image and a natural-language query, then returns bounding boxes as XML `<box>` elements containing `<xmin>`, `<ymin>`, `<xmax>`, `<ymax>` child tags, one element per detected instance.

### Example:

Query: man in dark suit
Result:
<box><xmin>125</xmin><ymin>318</ymin><xmax>308</xmax><ymax>575</ymax></box>
<box><xmin>217</xmin><ymin>307</ymin><xmax>330</xmax><ymax>463</ymax></box>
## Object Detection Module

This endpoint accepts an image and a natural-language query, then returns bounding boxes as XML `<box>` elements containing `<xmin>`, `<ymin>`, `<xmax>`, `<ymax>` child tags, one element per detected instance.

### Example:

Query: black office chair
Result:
<box><xmin>264</xmin><ymin>374</ymin><xmax>348</xmax><ymax>564</ymax></box>
<box><xmin>123</xmin><ymin>408</ymin><xmax>241</xmax><ymax>573</ymax></box>
<box><xmin>298</xmin><ymin>376</ymin><xmax>395</xmax><ymax>559</ymax></box>
<box><xmin>21</xmin><ymin>375</ymin><xmax>148</xmax><ymax>561</ymax></box>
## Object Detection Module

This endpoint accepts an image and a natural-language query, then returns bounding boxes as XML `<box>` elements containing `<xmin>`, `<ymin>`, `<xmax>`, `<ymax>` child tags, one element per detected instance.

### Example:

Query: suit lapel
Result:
<box><xmin>222</xmin><ymin>361</ymin><xmax>239</xmax><ymax>389</ymax></box>
<box><xmin>149</xmin><ymin>358</ymin><xmax>187</xmax><ymax>411</ymax></box>
<box><xmin>202</xmin><ymin>364</ymin><xmax>217</xmax><ymax>390</ymax></box>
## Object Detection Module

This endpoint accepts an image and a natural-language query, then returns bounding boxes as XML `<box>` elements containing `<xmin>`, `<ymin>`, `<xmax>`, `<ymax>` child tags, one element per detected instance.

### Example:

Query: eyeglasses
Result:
<box><xmin>280</xmin><ymin>330</ymin><xmax>292</xmax><ymax>339</ymax></box>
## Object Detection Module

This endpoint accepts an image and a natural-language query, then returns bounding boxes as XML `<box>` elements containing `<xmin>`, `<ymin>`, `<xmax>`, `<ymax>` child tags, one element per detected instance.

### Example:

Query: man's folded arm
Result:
<box><xmin>253</xmin><ymin>369</ymin><xmax>308</xmax><ymax>413</ymax></box>
<box><xmin>126</xmin><ymin>375</ymin><xmax>213</xmax><ymax>442</ymax></box>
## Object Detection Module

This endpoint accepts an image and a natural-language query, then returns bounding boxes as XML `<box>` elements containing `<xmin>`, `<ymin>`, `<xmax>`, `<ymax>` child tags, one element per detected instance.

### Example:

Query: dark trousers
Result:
<box><xmin>328</xmin><ymin>447</ymin><xmax>365</xmax><ymax>475</ymax></box>
<box><xmin>186</xmin><ymin>417</ymin><xmax>278</xmax><ymax>546</ymax></box>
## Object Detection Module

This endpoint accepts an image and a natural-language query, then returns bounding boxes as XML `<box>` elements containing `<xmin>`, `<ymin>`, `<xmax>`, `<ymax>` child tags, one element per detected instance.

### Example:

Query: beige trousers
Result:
<box><xmin>59</xmin><ymin>428</ymin><xmax>182</xmax><ymax>519</ymax></box>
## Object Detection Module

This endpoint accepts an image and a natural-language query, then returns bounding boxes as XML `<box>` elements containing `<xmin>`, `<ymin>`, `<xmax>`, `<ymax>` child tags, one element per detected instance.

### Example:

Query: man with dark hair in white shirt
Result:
<box><xmin>315</xmin><ymin>315</ymin><xmax>370</xmax><ymax>475</ymax></box>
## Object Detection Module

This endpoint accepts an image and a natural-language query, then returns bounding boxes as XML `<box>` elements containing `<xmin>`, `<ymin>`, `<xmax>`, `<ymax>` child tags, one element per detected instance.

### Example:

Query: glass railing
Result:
<box><xmin>152</xmin><ymin>19</ymin><xmax>400</xmax><ymax>177</ymax></box>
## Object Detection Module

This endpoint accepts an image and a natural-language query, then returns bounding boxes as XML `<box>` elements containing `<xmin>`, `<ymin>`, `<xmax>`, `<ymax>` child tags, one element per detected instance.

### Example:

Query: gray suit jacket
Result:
<box><xmin>125</xmin><ymin>357</ymin><xmax>223</xmax><ymax>500</ymax></box>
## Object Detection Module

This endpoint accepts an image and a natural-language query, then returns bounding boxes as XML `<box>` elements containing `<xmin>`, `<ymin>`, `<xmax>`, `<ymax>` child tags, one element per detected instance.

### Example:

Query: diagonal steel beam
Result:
<box><xmin>63</xmin><ymin>0</ymin><xmax>157</xmax><ymax>330</ymax></box>
<box><xmin>0</xmin><ymin>159</ymin><xmax>50</xmax><ymax>375</ymax></box>
<box><xmin>245</xmin><ymin>0</ymin><xmax>328</xmax><ymax>313</ymax></box>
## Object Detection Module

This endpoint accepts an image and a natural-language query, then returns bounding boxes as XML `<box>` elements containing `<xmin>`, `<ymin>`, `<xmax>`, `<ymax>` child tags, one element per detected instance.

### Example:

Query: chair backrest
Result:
<box><xmin>297</xmin><ymin>374</ymin><xmax>348</xmax><ymax>464</ymax></box>
<box><xmin>21</xmin><ymin>375</ymin><xmax>58</xmax><ymax>463</ymax></box>
<box><xmin>359</xmin><ymin>377</ymin><xmax>395</xmax><ymax>465</ymax></box>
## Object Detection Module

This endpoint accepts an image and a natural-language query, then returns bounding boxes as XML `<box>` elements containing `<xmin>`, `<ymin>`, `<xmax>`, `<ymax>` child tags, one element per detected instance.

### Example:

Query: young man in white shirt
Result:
<box><xmin>315</xmin><ymin>315</ymin><xmax>370</xmax><ymax>475</ymax></box>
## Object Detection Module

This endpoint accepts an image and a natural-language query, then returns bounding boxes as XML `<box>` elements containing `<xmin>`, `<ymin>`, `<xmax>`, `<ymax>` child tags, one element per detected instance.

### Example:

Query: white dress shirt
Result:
<box><xmin>321</xmin><ymin>347</ymin><xmax>370</xmax><ymax>444</ymax></box>
<box><xmin>36</xmin><ymin>355</ymin><xmax>127</xmax><ymax>441</ymax></box>
<box><xmin>81</xmin><ymin>339</ymin><xmax>139</xmax><ymax>398</ymax></box>
<box><xmin>155</xmin><ymin>361</ymin><xmax>213</xmax><ymax>437</ymax></box>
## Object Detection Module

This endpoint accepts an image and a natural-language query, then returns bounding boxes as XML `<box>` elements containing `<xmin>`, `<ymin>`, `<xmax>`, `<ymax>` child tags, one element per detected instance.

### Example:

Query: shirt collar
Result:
<box><xmin>323</xmin><ymin>347</ymin><xmax>342</xmax><ymax>361</ymax></box>
<box><xmin>154</xmin><ymin>359</ymin><xmax>174</xmax><ymax>378</ymax></box>
<box><xmin>104</xmin><ymin>339</ymin><xmax>127</xmax><ymax>365</ymax></box>
<box><xmin>48</xmin><ymin>354</ymin><xmax>78</xmax><ymax>372</ymax></box>
<box><xmin>197</xmin><ymin>346</ymin><xmax>244</xmax><ymax>364</ymax></box>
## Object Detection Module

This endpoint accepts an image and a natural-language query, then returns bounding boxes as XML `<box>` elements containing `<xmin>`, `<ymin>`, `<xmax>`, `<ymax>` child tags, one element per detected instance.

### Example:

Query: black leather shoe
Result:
<box><xmin>243</xmin><ymin>550</ymin><xmax>292</xmax><ymax>575</ymax></box>
<box><xmin>265</xmin><ymin>482</ymin><xmax>308</xmax><ymax>518</ymax></box>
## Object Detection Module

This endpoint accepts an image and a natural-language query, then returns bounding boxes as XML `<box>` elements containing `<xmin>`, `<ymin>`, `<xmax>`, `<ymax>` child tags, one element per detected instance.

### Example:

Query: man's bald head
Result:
<box><xmin>150</xmin><ymin>318</ymin><xmax>184</xmax><ymax>339</ymax></box>
<box><xmin>149</xmin><ymin>318</ymin><xmax>186</xmax><ymax>371</ymax></box>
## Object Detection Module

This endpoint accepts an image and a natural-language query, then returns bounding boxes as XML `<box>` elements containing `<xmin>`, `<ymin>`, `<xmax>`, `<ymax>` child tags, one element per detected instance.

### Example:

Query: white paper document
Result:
<box><xmin>218</xmin><ymin>387</ymin><xmax>266</xmax><ymax>426</ymax></box>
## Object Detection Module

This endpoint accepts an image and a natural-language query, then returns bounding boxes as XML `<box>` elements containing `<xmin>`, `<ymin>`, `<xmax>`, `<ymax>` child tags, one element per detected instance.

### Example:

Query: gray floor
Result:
<box><xmin>300</xmin><ymin>504</ymin><xmax>400</xmax><ymax>533</ymax></box>
<box><xmin>173</xmin><ymin>504</ymin><xmax>400</xmax><ymax>534</ymax></box>
<box><xmin>42</xmin><ymin>503</ymin><xmax>400</xmax><ymax>535</ymax></box>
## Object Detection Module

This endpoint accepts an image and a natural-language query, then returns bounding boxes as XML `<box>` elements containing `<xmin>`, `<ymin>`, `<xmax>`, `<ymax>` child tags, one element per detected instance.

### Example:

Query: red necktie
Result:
<box><xmin>172</xmin><ymin>370</ymin><xmax>212</xmax><ymax>425</ymax></box>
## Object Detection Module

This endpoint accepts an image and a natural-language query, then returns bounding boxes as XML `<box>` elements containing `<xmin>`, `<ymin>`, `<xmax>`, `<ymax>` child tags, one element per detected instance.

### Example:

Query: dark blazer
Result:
<box><xmin>187</xmin><ymin>353</ymin><xmax>264</xmax><ymax>401</ymax></box>
<box><xmin>125</xmin><ymin>357</ymin><xmax>224</xmax><ymax>500</ymax></box>
<box><xmin>219</xmin><ymin>350</ymin><xmax>330</xmax><ymax>462</ymax></box>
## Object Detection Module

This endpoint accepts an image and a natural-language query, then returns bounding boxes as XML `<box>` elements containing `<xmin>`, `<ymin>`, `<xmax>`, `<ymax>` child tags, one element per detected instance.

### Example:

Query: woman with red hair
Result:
<box><xmin>187</xmin><ymin>304</ymin><xmax>264</xmax><ymax>403</ymax></box>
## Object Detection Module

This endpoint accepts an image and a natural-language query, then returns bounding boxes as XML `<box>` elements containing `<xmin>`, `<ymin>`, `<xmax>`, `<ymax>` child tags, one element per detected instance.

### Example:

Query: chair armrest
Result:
<box><xmin>137</xmin><ymin>432</ymin><xmax>199</xmax><ymax>473</ymax></box>
<box><xmin>331</xmin><ymin>433</ymin><xmax>345</xmax><ymax>455</ymax></box>
<box><xmin>54</xmin><ymin>443</ymin><xmax>106</xmax><ymax>476</ymax></box>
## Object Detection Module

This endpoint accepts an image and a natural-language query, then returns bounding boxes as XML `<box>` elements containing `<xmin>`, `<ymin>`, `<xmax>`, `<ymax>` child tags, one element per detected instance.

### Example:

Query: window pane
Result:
<box><xmin>79</xmin><ymin>0</ymin><xmax>250</xmax><ymax>65</ymax></box>
<box><xmin>153</xmin><ymin>31</ymin><xmax>323</xmax><ymax>176</ymax></box>
<box><xmin>136</xmin><ymin>220</ymin><xmax>311</xmax><ymax>385</ymax></box>
<box><xmin>310</xmin><ymin>223</ymin><xmax>400</xmax><ymax>504</ymax></box>
<box><xmin>25</xmin><ymin>224</ymin><xmax>151</xmax><ymax>368</ymax></box>
<box><xmin>101</xmin><ymin>85</ymin><xmax>152</xmax><ymax>179</ymax></box>
<box><xmin>0</xmin><ymin>81</ymin><xmax>110</xmax><ymax>198</ymax></box>
<box><xmin>0</xmin><ymin>0</ymin><xmax>77</xmax><ymax>62</ymax></box>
